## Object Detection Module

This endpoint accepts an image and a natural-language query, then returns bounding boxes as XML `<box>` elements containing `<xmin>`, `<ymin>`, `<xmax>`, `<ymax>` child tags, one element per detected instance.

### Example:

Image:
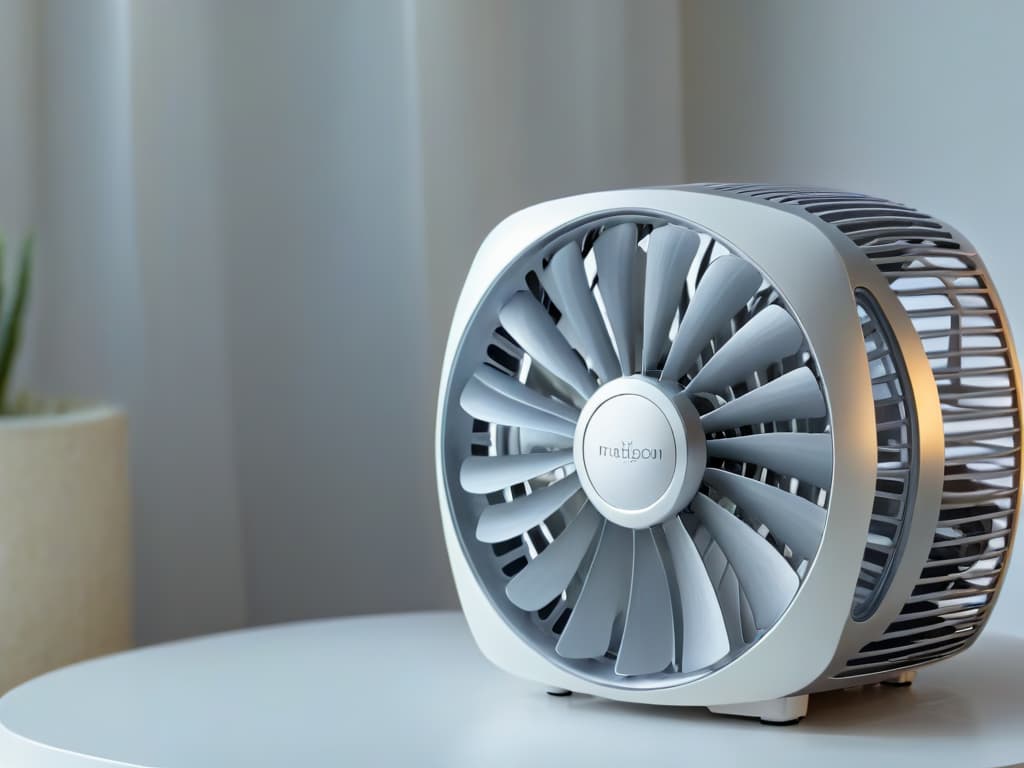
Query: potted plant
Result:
<box><xmin>0</xmin><ymin>236</ymin><xmax>133</xmax><ymax>693</ymax></box>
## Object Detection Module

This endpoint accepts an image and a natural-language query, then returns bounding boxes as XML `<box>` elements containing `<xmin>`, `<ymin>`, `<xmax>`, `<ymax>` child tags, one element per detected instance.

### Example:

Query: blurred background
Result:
<box><xmin>0</xmin><ymin>0</ymin><xmax>1021</xmax><ymax>647</ymax></box>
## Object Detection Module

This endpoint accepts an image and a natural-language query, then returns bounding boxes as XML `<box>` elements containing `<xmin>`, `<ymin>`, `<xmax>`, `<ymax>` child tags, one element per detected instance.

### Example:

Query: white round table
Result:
<box><xmin>1</xmin><ymin>611</ymin><xmax>1022</xmax><ymax>767</ymax></box>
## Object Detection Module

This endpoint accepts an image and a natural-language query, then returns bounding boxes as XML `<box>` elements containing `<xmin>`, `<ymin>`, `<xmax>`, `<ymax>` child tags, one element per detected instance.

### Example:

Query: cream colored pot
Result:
<box><xmin>0</xmin><ymin>406</ymin><xmax>132</xmax><ymax>693</ymax></box>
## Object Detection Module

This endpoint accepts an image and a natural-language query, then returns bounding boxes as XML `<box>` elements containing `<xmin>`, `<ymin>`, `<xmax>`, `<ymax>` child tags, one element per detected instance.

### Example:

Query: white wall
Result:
<box><xmin>683</xmin><ymin>0</ymin><xmax>1024</xmax><ymax>633</ymax></box>
<box><xmin>208</xmin><ymin>0</ymin><xmax>450</xmax><ymax>624</ymax></box>
<box><xmin>0</xmin><ymin>0</ymin><xmax>38</xmax><ymax>246</ymax></box>
<box><xmin>130</xmin><ymin>0</ymin><xmax>247</xmax><ymax>643</ymax></box>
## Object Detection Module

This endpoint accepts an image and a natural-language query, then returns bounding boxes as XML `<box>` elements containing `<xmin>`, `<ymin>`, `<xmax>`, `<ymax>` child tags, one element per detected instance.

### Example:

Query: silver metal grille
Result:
<box><xmin>707</xmin><ymin>183</ymin><xmax>1021</xmax><ymax>675</ymax></box>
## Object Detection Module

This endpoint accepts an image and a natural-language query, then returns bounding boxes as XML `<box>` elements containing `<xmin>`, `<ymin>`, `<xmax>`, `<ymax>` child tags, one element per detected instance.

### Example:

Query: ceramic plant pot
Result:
<box><xmin>0</xmin><ymin>405</ymin><xmax>132</xmax><ymax>693</ymax></box>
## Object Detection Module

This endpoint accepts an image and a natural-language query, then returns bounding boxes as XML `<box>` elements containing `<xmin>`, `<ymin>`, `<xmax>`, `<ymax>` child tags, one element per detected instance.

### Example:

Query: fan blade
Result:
<box><xmin>499</xmin><ymin>292</ymin><xmax>596</xmax><ymax>398</ymax></box>
<box><xmin>545</xmin><ymin>242</ymin><xmax>620</xmax><ymax>383</ymax></box>
<box><xmin>505</xmin><ymin>504</ymin><xmax>601</xmax><ymax>610</ymax></box>
<box><xmin>594</xmin><ymin>223</ymin><xmax>639</xmax><ymax>376</ymax></box>
<box><xmin>702</xmin><ymin>539</ymin><xmax>728</xmax><ymax>584</ymax></box>
<box><xmin>704</xmin><ymin>468</ymin><xmax>825</xmax><ymax>563</ymax></box>
<box><xmin>707</xmin><ymin>433</ymin><xmax>833</xmax><ymax>489</ymax></box>
<box><xmin>661</xmin><ymin>255</ymin><xmax>761</xmax><ymax>382</ymax></box>
<box><xmin>516</xmin><ymin>427</ymin><xmax>573</xmax><ymax>452</ymax></box>
<box><xmin>739</xmin><ymin>589</ymin><xmax>757</xmax><ymax>644</ymax></box>
<box><xmin>700</xmin><ymin>366</ymin><xmax>825</xmax><ymax>434</ymax></box>
<box><xmin>691</xmin><ymin>493</ymin><xmax>799</xmax><ymax>628</ymax></box>
<box><xmin>642</xmin><ymin>226</ymin><xmax>699</xmax><ymax>373</ymax></box>
<box><xmin>615</xmin><ymin>530</ymin><xmax>675</xmax><ymax>676</ymax></box>
<box><xmin>536</xmin><ymin>262</ymin><xmax>582</xmax><ymax>354</ymax></box>
<box><xmin>476</xmin><ymin>475</ymin><xmax>582</xmax><ymax>544</ymax></box>
<box><xmin>460</xmin><ymin>366</ymin><xmax>577</xmax><ymax>439</ymax></box>
<box><xmin>556</xmin><ymin>522</ymin><xmax>632</xmax><ymax>659</ymax></box>
<box><xmin>716</xmin><ymin>566</ymin><xmax>745</xmax><ymax>650</ymax></box>
<box><xmin>460</xmin><ymin>450</ymin><xmax>575</xmax><ymax>495</ymax></box>
<box><xmin>663</xmin><ymin>517</ymin><xmax>731</xmax><ymax>671</ymax></box>
<box><xmin>685</xmin><ymin>305</ymin><xmax>804</xmax><ymax>395</ymax></box>
<box><xmin>693</xmin><ymin>526</ymin><xmax>712</xmax><ymax>557</ymax></box>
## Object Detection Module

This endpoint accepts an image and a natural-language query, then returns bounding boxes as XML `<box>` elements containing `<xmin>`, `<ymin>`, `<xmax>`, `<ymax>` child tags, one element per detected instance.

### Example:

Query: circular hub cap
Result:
<box><xmin>574</xmin><ymin>376</ymin><xmax>706</xmax><ymax>529</ymax></box>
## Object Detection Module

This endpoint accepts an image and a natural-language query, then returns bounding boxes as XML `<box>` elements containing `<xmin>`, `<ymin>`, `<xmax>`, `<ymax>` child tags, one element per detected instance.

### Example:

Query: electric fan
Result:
<box><xmin>435</xmin><ymin>184</ymin><xmax>1020</xmax><ymax>723</ymax></box>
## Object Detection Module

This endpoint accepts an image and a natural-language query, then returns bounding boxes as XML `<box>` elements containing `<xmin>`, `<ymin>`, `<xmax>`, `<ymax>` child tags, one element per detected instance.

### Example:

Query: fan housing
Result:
<box><xmin>435</xmin><ymin>185</ymin><xmax>1019</xmax><ymax>720</ymax></box>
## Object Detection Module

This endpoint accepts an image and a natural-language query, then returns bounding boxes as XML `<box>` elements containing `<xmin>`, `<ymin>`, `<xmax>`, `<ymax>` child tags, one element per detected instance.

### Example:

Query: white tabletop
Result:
<box><xmin>0</xmin><ymin>611</ymin><xmax>1022</xmax><ymax>767</ymax></box>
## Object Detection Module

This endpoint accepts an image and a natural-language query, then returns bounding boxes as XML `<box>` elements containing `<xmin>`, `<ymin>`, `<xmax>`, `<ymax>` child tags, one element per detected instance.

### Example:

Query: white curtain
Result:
<box><xmin>0</xmin><ymin>0</ymin><xmax>685</xmax><ymax>643</ymax></box>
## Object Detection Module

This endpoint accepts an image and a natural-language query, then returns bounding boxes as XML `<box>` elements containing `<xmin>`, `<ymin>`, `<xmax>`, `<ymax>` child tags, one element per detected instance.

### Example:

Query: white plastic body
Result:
<box><xmin>436</xmin><ymin>187</ymin><xmax>882</xmax><ymax>707</ymax></box>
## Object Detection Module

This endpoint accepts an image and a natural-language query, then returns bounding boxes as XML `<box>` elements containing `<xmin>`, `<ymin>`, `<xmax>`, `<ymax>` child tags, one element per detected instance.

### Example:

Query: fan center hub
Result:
<box><xmin>574</xmin><ymin>376</ymin><xmax>706</xmax><ymax>530</ymax></box>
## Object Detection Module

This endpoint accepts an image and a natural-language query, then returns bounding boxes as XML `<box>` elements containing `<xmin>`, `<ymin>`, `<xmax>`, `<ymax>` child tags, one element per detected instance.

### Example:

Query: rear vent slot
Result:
<box><xmin>852</xmin><ymin>290</ymin><xmax>916</xmax><ymax>620</ymax></box>
<box><xmin>708</xmin><ymin>183</ymin><xmax>1021</xmax><ymax>677</ymax></box>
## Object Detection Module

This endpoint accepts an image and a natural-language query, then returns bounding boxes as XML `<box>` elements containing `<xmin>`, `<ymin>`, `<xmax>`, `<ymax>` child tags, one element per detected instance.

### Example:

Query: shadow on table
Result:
<box><xmin>556</xmin><ymin>633</ymin><xmax>1024</xmax><ymax>738</ymax></box>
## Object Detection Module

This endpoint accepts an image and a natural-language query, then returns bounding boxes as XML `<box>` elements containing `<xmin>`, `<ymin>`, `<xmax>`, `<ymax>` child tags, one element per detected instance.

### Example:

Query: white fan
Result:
<box><xmin>435</xmin><ymin>184</ymin><xmax>1020</xmax><ymax>723</ymax></box>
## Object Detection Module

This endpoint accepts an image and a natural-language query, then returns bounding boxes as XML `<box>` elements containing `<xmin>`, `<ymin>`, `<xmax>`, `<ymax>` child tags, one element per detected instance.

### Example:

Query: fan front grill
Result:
<box><xmin>443</xmin><ymin>212</ymin><xmax>832</xmax><ymax>687</ymax></box>
<box><xmin>708</xmin><ymin>184</ymin><xmax>1020</xmax><ymax>675</ymax></box>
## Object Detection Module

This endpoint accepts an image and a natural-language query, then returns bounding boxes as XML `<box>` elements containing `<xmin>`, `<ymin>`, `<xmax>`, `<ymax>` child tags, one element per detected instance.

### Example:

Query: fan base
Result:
<box><xmin>545</xmin><ymin>688</ymin><xmax>572</xmax><ymax>697</ymax></box>
<box><xmin>708</xmin><ymin>695</ymin><xmax>809</xmax><ymax>725</ymax></box>
<box><xmin>881</xmin><ymin>670</ymin><xmax>917</xmax><ymax>687</ymax></box>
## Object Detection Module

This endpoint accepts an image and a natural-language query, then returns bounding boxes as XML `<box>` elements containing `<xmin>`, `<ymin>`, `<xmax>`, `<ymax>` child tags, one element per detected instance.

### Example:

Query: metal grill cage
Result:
<box><xmin>708</xmin><ymin>184</ymin><xmax>1021</xmax><ymax>675</ymax></box>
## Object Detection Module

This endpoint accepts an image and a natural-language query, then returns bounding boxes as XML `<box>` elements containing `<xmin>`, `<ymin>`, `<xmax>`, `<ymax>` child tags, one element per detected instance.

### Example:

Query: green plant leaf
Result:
<box><xmin>0</xmin><ymin>236</ymin><xmax>32</xmax><ymax>415</ymax></box>
<box><xmin>0</xmin><ymin>235</ymin><xmax>6</xmax><ymax>333</ymax></box>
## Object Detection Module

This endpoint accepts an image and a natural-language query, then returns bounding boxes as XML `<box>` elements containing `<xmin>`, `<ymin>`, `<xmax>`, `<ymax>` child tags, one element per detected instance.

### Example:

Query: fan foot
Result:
<box><xmin>546</xmin><ymin>687</ymin><xmax>572</xmax><ymax>697</ymax></box>
<box><xmin>881</xmin><ymin>670</ymin><xmax>916</xmax><ymax>687</ymax></box>
<box><xmin>708</xmin><ymin>695</ymin><xmax>808</xmax><ymax>725</ymax></box>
